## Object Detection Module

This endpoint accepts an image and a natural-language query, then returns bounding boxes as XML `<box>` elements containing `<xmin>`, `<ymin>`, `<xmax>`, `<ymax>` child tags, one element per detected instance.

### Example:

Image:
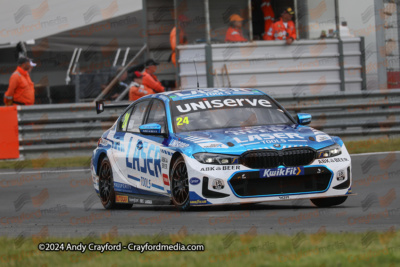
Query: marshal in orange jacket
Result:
<box><xmin>129</xmin><ymin>82</ymin><xmax>155</xmax><ymax>101</ymax></box>
<box><xmin>3</xmin><ymin>66</ymin><xmax>35</xmax><ymax>106</ymax></box>
<box><xmin>225</xmin><ymin>27</ymin><xmax>248</xmax><ymax>42</ymax></box>
<box><xmin>261</xmin><ymin>0</ymin><xmax>275</xmax><ymax>40</ymax></box>
<box><xmin>170</xmin><ymin>26</ymin><xmax>188</xmax><ymax>66</ymax></box>
<box><xmin>142</xmin><ymin>70</ymin><xmax>165</xmax><ymax>93</ymax></box>
<box><xmin>266</xmin><ymin>18</ymin><xmax>296</xmax><ymax>41</ymax></box>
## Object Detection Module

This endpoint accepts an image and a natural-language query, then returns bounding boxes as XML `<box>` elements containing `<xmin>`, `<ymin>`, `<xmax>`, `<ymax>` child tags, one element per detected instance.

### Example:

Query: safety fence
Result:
<box><xmin>11</xmin><ymin>89</ymin><xmax>400</xmax><ymax>159</ymax></box>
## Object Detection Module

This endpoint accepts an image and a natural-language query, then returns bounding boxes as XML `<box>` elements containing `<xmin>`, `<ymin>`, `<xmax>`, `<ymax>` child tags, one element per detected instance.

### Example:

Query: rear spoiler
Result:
<box><xmin>95</xmin><ymin>101</ymin><xmax>130</xmax><ymax>114</ymax></box>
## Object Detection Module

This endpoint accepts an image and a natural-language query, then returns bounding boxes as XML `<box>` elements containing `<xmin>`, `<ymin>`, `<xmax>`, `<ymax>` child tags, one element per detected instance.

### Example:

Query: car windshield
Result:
<box><xmin>170</xmin><ymin>95</ymin><xmax>293</xmax><ymax>133</ymax></box>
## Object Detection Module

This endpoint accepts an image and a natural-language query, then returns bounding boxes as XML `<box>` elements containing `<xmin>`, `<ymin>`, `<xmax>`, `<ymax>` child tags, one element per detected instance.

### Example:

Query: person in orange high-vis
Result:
<box><xmin>142</xmin><ymin>59</ymin><xmax>165</xmax><ymax>93</ymax></box>
<box><xmin>225</xmin><ymin>14</ymin><xmax>248</xmax><ymax>42</ymax></box>
<box><xmin>129</xmin><ymin>71</ymin><xmax>155</xmax><ymax>101</ymax></box>
<box><xmin>266</xmin><ymin>7</ymin><xmax>296</xmax><ymax>45</ymax></box>
<box><xmin>170</xmin><ymin>15</ymin><xmax>189</xmax><ymax>66</ymax></box>
<box><xmin>261</xmin><ymin>0</ymin><xmax>275</xmax><ymax>40</ymax></box>
<box><xmin>4</xmin><ymin>57</ymin><xmax>36</xmax><ymax>106</ymax></box>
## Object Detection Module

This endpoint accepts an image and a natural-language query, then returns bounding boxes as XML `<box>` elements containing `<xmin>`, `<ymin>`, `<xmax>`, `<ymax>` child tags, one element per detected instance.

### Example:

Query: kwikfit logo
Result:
<box><xmin>261</xmin><ymin>167</ymin><xmax>304</xmax><ymax>178</ymax></box>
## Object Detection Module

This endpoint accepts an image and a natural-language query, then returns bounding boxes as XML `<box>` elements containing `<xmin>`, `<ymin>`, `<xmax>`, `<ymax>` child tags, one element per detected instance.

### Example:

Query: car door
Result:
<box><xmin>135</xmin><ymin>99</ymin><xmax>169</xmax><ymax>193</ymax></box>
<box><xmin>113</xmin><ymin>100</ymin><xmax>151</xmax><ymax>187</ymax></box>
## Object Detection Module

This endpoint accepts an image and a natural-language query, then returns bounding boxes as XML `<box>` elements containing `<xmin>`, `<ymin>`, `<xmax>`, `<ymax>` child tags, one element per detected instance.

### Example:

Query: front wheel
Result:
<box><xmin>310</xmin><ymin>196</ymin><xmax>348</xmax><ymax>207</ymax></box>
<box><xmin>170</xmin><ymin>156</ymin><xmax>190</xmax><ymax>211</ymax></box>
<box><xmin>99</xmin><ymin>156</ymin><xmax>133</xmax><ymax>210</ymax></box>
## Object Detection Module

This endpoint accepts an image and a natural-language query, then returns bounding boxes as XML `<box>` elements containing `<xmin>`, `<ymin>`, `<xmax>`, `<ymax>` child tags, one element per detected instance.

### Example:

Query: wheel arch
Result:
<box><xmin>96</xmin><ymin>152</ymin><xmax>108</xmax><ymax>175</ymax></box>
<box><xmin>169</xmin><ymin>152</ymin><xmax>183</xmax><ymax>178</ymax></box>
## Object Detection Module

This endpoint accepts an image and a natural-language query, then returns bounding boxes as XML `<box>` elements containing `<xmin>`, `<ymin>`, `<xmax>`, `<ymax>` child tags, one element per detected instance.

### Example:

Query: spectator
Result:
<box><xmin>261</xmin><ymin>0</ymin><xmax>275</xmax><ymax>40</ymax></box>
<box><xmin>266</xmin><ymin>7</ymin><xmax>296</xmax><ymax>45</ymax></box>
<box><xmin>340</xmin><ymin>21</ymin><xmax>353</xmax><ymax>37</ymax></box>
<box><xmin>170</xmin><ymin>15</ymin><xmax>189</xmax><ymax>66</ymax></box>
<box><xmin>142</xmin><ymin>59</ymin><xmax>165</xmax><ymax>93</ymax></box>
<box><xmin>3</xmin><ymin>57</ymin><xmax>36</xmax><ymax>106</ymax></box>
<box><xmin>129</xmin><ymin>71</ymin><xmax>155</xmax><ymax>101</ymax></box>
<box><xmin>103</xmin><ymin>67</ymin><xmax>129</xmax><ymax>101</ymax></box>
<box><xmin>225</xmin><ymin>14</ymin><xmax>248</xmax><ymax>42</ymax></box>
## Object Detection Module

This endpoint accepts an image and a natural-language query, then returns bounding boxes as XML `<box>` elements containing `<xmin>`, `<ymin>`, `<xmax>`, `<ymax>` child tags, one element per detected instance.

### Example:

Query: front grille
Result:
<box><xmin>230</xmin><ymin>171</ymin><xmax>331</xmax><ymax>197</ymax></box>
<box><xmin>240</xmin><ymin>148</ymin><xmax>315</xmax><ymax>169</ymax></box>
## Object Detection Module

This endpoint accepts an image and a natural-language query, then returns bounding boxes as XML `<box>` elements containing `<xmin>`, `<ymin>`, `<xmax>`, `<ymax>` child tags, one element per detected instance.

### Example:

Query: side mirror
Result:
<box><xmin>297</xmin><ymin>113</ymin><xmax>312</xmax><ymax>125</ymax></box>
<box><xmin>139</xmin><ymin>123</ymin><xmax>163</xmax><ymax>135</ymax></box>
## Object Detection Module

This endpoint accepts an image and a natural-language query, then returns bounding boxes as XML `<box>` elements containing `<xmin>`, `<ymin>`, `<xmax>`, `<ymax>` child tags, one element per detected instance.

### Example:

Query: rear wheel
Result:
<box><xmin>310</xmin><ymin>196</ymin><xmax>348</xmax><ymax>207</ymax></box>
<box><xmin>170</xmin><ymin>156</ymin><xmax>190</xmax><ymax>211</ymax></box>
<box><xmin>99</xmin><ymin>156</ymin><xmax>133</xmax><ymax>210</ymax></box>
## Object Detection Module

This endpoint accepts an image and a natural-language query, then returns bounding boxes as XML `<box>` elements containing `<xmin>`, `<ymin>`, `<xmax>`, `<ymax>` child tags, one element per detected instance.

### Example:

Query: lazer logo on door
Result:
<box><xmin>125</xmin><ymin>138</ymin><xmax>162</xmax><ymax>178</ymax></box>
<box><xmin>260</xmin><ymin>167</ymin><xmax>304</xmax><ymax>178</ymax></box>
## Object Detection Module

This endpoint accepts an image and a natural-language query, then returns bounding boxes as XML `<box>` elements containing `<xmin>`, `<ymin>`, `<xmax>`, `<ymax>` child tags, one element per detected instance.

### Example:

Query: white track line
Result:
<box><xmin>350</xmin><ymin>151</ymin><xmax>400</xmax><ymax>157</ymax></box>
<box><xmin>0</xmin><ymin>169</ymin><xmax>90</xmax><ymax>175</ymax></box>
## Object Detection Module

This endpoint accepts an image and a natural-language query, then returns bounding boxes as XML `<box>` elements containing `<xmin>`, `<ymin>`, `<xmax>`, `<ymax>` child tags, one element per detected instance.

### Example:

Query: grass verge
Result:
<box><xmin>1</xmin><ymin>232</ymin><xmax>399</xmax><ymax>267</ymax></box>
<box><xmin>344</xmin><ymin>137</ymin><xmax>400</xmax><ymax>154</ymax></box>
<box><xmin>0</xmin><ymin>156</ymin><xmax>91</xmax><ymax>170</ymax></box>
<box><xmin>0</xmin><ymin>137</ymin><xmax>399</xmax><ymax>170</ymax></box>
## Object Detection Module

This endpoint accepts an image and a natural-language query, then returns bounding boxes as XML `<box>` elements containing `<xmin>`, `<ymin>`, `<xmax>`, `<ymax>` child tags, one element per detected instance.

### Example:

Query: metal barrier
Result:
<box><xmin>179</xmin><ymin>38</ymin><xmax>366</xmax><ymax>94</ymax></box>
<box><xmin>16</xmin><ymin>89</ymin><xmax>400</xmax><ymax>159</ymax></box>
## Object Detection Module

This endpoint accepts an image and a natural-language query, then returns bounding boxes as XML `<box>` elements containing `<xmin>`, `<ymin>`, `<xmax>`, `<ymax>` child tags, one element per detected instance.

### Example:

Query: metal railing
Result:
<box><xmin>16</xmin><ymin>89</ymin><xmax>400</xmax><ymax>159</ymax></box>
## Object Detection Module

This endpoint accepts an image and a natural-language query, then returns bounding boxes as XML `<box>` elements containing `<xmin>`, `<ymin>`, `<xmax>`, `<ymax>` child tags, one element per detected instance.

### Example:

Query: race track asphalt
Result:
<box><xmin>0</xmin><ymin>152</ymin><xmax>399</xmax><ymax>238</ymax></box>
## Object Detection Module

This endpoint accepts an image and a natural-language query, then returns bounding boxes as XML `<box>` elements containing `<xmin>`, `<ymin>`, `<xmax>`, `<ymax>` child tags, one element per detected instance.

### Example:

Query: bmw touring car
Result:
<box><xmin>91</xmin><ymin>88</ymin><xmax>353</xmax><ymax>211</ymax></box>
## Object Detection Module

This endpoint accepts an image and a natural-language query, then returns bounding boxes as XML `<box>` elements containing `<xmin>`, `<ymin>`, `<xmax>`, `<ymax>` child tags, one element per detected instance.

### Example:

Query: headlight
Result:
<box><xmin>193</xmin><ymin>153</ymin><xmax>239</xmax><ymax>165</ymax></box>
<box><xmin>317</xmin><ymin>144</ymin><xmax>342</xmax><ymax>158</ymax></box>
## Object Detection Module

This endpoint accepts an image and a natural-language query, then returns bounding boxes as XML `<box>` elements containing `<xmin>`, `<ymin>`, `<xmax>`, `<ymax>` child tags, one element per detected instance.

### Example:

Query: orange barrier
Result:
<box><xmin>0</xmin><ymin>106</ymin><xmax>19</xmax><ymax>159</ymax></box>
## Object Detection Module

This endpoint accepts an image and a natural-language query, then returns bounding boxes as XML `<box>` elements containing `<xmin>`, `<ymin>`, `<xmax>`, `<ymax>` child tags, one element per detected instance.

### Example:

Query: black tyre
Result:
<box><xmin>170</xmin><ymin>156</ymin><xmax>190</xmax><ymax>211</ymax></box>
<box><xmin>99</xmin><ymin>156</ymin><xmax>133</xmax><ymax>210</ymax></box>
<box><xmin>310</xmin><ymin>196</ymin><xmax>348</xmax><ymax>207</ymax></box>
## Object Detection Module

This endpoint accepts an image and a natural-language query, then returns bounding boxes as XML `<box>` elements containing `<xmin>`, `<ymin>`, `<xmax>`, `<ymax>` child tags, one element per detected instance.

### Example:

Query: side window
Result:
<box><xmin>146</xmin><ymin>100</ymin><xmax>167</xmax><ymax>133</ymax></box>
<box><xmin>127</xmin><ymin>100</ymin><xmax>150</xmax><ymax>132</ymax></box>
<box><xmin>118</xmin><ymin>107</ymin><xmax>133</xmax><ymax>132</ymax></box>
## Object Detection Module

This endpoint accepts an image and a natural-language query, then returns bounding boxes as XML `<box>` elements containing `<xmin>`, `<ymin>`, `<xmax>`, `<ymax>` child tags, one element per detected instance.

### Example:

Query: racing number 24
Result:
<box><xmin>176</xmin><ymin>117</ymin><xmax>189</xmax><ymax>126</ymax></box>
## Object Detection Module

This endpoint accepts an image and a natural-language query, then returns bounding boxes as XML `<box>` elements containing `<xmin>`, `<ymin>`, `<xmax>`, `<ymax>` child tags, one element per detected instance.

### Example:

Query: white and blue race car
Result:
<box><xmin>91</xmin><ymin>88</ymin><xmax>353</xmax><ymax>211</ymax></box>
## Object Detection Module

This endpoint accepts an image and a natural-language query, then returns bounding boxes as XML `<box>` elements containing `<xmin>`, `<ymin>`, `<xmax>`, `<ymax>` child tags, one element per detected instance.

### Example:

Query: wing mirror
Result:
<box><xmin>139</xmin><ymin>123</ymin><xmax>163</xmax><ymax>135</ymax></box>
<box><xmin>297</xmin><ymin>113</ymin><xmax>312</xmax><ymax>125</ymax></box>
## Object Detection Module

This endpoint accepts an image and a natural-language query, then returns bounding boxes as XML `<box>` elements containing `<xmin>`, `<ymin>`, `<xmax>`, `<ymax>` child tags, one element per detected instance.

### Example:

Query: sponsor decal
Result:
<box><xmin>337</xmin><ymin>170</ymin><xmax>346</xmax><ymax>181</ymax></box>
<box><xmin>189</xmin><ymin>177</ymin><xmax>201</xmax><ymax>185</ymax></box>
<box><xmin>316</xmin><ymin>135</ymin><xmax>331</xmax><ymax>142</ymax></box>
<box><xmin>318</xmin><ymin>157</ymin><xmax>349</xmax><ymax>164</ymax></box>
<box><xmin>183</xmin><ymin>136</ymin><xmax>228</xmax><ymax>148</ymax></box>
<box><xmin>233</xmin><ymin>133</ymin><xmax>305</xmax><ymax>144</ymax></box>
<box><xmin>141</xmin><ymin>177</ymin><xmax>152</xmax><ymax>189</ymax></box>
<box><xmin>165</xmin><ymin>88</ymin><xmax>256</xmax><ymax>100</ymax></box>
<box><xmin>125</xmin><ymin>139</ymin><xmax>161</xmax><ymax>178</ymax></box>
<box><xmin>169</xmin><ymin>140</ymin><xmax>190</xmax><ymax>148</ymax></box>
<box><xmin>129</xmin><ymin>198</ymin><xmax>152</xmax><ymax>204</ymax></box>
<box><xmin>260</xmin><ymin>167</ymin><xmax>304</xmax><ymax>178</ymax></box>
<box><xmin>200</xmin><ymin>166</ymin><xmax>240</xmax><ymax>172</ymax></box>
<box><xmin>115</xmin><ymin>195</ymin><xmax>128</xmax><ymax>203</ymax></box>
<box><xmin>112</xmin><ymin>139</ymin><xmax>125</xmax><ymax>152</ymax></box>
<box><xmin>212</xmin><ymin>179</ymin><xmax>224</xmax><ymax>190</ymax></box>
<box><xmin>189</xmin><ymin>191</ymin><xmax>211</xmax><ymax>205</ymax></box>
<box><xmin>161</xmin><ymin>149</ymin><xmax>172</xmax><ymax>156</ymax></box>
<box><xmin>161</xmin><ymin>157</ymin><xmax>168</xmax><ymax>169</ymax></box>
<box><xmin>279</xmin><ymin>196</ymin><xmax>290</xmax><ymax>200</ymax></box>
<box><xmin>175</xmin><ymin>97</ymin><xmax>272</xmax><ymax>113</ymax></box>
<box><xmin>199</xmin><ymin>143</ymin><xmax>227</xmax><ymax>148</ymax></box>
<box><xmin>163</xmin><ymin>174</ymin><xmax>170</xmax><ymax>186</ymax></box>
